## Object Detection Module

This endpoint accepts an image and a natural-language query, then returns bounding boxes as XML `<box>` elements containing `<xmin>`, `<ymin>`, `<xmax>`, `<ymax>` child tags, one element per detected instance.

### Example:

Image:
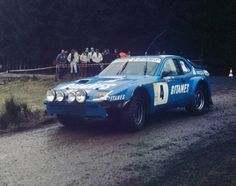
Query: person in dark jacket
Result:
<box><xmin>102</xmin><ymin>49</ymin><xmax>113</xmax><ymax>63</ymax></box>
<box><xmin>56</xmin><ymin>49</ymin><xmax>67</xmax><ymax>80</ymax></box>
<box><xmin>110</xmin><ymin>49</ymin><xmax>119</xmax><ymax>61</ymax></box>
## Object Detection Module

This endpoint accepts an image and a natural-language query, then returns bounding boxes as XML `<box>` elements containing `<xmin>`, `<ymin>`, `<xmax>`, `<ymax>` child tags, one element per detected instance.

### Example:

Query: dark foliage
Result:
<box><xmin>0</xmin><ymin>97</ymin><xmax>32</xmax><ymax>129</ymax></box>
<box><xmin>0</xmin><ymin>0</ymin><xmax>235</xmax><ymax>74</ymax></box>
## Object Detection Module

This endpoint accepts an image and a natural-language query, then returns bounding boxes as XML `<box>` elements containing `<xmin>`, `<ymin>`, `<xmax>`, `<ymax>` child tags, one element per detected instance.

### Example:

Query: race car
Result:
<box><xmin>45</xmin><ymin>55</ymin><xmax>213</xmax><ymax>131</ymax></box>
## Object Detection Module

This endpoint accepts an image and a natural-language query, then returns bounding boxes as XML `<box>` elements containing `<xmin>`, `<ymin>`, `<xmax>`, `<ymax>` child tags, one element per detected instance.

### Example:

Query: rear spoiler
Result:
<box><xmin>188</xmin><ymin>59</ymin><xmax>208</xmax><ymax>70</ymax></box>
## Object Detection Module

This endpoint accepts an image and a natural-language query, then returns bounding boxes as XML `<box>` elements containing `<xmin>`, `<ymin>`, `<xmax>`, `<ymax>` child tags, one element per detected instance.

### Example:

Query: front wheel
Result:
<box><xmin>186</xmin><ymin>85</ymin><xmax>207</xmax><ymax>115</ymax></box>
<box><xmin>121</xmin><ymin>96</ymin><xmax>146</xmax><ymax>132</ymax></box>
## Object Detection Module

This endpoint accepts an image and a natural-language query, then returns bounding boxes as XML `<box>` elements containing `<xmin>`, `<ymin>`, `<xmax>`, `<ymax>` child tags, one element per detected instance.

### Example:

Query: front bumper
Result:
<box><xmin>44</xmin><ymin>100</ymin><xmax>128</xmax><ymax>119</ymax></box>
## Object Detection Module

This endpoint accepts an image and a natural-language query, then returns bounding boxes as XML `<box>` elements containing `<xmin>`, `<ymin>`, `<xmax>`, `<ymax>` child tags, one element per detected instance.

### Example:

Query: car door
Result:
<box><xmin>173</xmin><ymin>58</ymin><xmax>192</xmax><ymax>105</ymax></box>
<box><xmin>158</xmin><ymin>58</ymin><xmax>187</xmax><ymax>107</ymax></box>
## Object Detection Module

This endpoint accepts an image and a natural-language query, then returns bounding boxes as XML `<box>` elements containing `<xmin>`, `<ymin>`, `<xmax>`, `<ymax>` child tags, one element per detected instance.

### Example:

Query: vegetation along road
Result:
<box><xmin>0</xmin><ymin>77</ymin><xmax>235</xmax><ymax>186</ymax></box>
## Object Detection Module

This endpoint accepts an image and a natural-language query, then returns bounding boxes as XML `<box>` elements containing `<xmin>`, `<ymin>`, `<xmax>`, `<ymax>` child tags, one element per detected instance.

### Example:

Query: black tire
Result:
<box><xmin>121</xmin><ymin>95</ymin><xmax>146</xmax><ymax>132</ymax></box>
<box><xmin>57</xmin><ymin>115</ymin><xmax>82</xmax><ymax>128</ymax></box>
<box><xmin>186</xmin><ymin>85</ymin><xmax>207</xmax><ymax>115</ymax></box>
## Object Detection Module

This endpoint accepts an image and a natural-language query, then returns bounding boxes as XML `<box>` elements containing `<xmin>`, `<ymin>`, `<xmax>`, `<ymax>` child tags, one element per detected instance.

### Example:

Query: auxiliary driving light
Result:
<box><xmin>67</xmin><ymin>92</ymin><xmax>76</xmax><ymax>103</ymax></box>
<box><xmin>56</xmin><ymin>91</ymin><xmax>65</xmax><ymax>102</ymax></box>
<box><xmin>46</xmin><ymin>90</ymin><xmax>56</xmax><ymax>102</ymax></box>
<box><xmin>76</xmin><ymin>90</ymin><xmax>87</xmax><ymax>103</ymax></box>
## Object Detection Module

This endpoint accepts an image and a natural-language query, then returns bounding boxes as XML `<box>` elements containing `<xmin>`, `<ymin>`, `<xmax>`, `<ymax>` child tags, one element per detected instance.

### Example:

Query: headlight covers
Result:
<box><xmin>46</xmin><ymin>90</ymin><xmax>56</xmax><ymax>102</ymax></box>
<box><xmin>47</xmin><ymin>89</ymin><xmax>87</xmax><ymax>103</ymax></box>
<box><xmin>75</xmin><ymin>90</ymin><xmax>87</xmax><ymax>103</ymax></box>
<box><xmin>56</xmin><ymin>91</ymin><xmax>65</xmax><ymax>102</ymax></box>
<box><xmin>67</xmin><ymin>92</ymin><xmax>76</xmax><ymax>103</ymax></box>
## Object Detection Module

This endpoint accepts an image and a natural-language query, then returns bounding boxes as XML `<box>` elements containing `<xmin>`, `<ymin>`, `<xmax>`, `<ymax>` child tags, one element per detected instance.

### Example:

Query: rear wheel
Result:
<box><xmin>121</xmin><ymin>95</ymin><xmax>146</xmax><ymax>131</ymax></box>
<box><xmin>57</xmin><ymin>115</ymin><xmax>83</xmax><ymax>128</ymax></box>
<box><xmin>186</xmin><ymin>85</ymin><xmax>207</xmax><ymax>115</ymax></box>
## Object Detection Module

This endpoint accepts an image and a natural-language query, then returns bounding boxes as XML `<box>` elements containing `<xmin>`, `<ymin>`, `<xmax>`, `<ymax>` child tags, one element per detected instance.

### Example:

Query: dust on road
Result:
<box><xmin>0</xmin><ymin>77</ymin><xmax>235</xmax><ymax>186</ymax></box>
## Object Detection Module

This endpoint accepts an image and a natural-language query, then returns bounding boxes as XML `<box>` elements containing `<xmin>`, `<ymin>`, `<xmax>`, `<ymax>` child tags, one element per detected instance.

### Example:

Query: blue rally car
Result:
<box><xmin>45</xmin><ymin>55</ymin><xmax>213</xmax><ymax>131</ymax></box>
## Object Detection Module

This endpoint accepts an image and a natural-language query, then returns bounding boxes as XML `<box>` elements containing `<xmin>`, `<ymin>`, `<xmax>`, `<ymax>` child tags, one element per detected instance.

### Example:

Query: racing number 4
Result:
<box><xmin>153</xmin><ymin>82</ymin><xmax>169</xmax><ymax>106</ymax></box>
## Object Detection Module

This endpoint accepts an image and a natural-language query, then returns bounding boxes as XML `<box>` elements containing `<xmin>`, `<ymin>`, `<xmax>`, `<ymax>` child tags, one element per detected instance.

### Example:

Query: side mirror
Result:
<box><xmin>161</xmin><ymin>71</ymin><xmax>170</xmax><ymax>77</ymax></box>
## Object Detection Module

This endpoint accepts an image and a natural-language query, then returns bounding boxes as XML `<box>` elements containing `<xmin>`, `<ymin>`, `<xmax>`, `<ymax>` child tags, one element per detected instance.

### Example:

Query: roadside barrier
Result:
<box><xmin>4</xmin><ymin>59</ymin><xmax>207</xmax><ymax>79</ymax></box>
<box><xmin>6</xmin><ymin>63</ymin><xmax>110</xmax><ymax>78</ymax></box>
<box><xmin>55</xmin><ymin>63</ymin><xmax>109</xmax><ymax>77</ymax></box>
<box><xmin>9</xmin><ymin>66</ymin><xmax>55</xmax><ymax>73</ymax></box>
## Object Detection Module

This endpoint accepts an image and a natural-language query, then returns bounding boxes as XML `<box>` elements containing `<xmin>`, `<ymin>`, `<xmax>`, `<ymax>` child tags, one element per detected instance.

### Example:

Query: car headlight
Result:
<box><xmin>56</xmin><ymin>91</ymin><xmax>65</xmax><ymax>102</ymax></box>
<box><xmin>67</xmin><ymin>92</ymin><xmax>76</xmax><ymax>103</ymax></box>
<box><xmin>93</xmin><ymin>91</ymin><xmax>109</xmax><ymax>100</ymax></box>
<box><xmin>76</xmin><ymin>90</ymin><xmax>87</xmax><ymax>103</ymax></box>
<box><xmin>46</xmin><ymin>89</ymin><xmax>56</xmax><ymax>102</ymax></box>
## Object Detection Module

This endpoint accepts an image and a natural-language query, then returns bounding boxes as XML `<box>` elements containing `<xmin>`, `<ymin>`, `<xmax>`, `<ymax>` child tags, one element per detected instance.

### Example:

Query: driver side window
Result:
<box><xmin>162</xmin><ymin>59</ymin><xmax>178</xmax><ymax>76</ymax></box>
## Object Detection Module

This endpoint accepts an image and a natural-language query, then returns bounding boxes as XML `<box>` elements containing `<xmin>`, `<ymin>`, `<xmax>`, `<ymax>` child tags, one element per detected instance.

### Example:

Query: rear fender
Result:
<box><xmin>189</xmin><ymin>76</ymin><xmax>212</xmax><ymax>105</ymax></box>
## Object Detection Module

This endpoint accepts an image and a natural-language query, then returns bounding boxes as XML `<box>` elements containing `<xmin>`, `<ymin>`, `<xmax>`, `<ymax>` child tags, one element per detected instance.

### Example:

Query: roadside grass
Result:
<box><xmin>0</xmin><ymin>77</ymin><xmax>56</xmax><ymax>112</ymax></box>
<box><xmin>0</xmin><ymin>76</ymin><xmax>57</xmax><ymax>131</ymax></box>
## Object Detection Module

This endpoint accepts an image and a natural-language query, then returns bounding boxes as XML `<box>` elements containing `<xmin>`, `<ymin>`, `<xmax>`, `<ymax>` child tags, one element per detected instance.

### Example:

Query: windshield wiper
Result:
<box><xmin>144</xmin><ymin>61</ymin><xmax>148</xmax><ymax>75</ymax></box>
<box><xmin>117</xmin><ymin>62</ymin><xmax>128</xmax><ymax>75</ymax></box>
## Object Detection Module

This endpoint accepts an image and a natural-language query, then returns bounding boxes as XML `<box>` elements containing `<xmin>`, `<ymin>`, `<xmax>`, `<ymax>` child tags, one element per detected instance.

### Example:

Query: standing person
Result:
<box><xmin>64</xmin><ymin>50</ymin><xmax>69</xmax><ymax>74</ymax></box>
<box><xmin>80</xmin><ymin>50</ymin><xmax>89</xmax><ymax>77</ymax></box>
<box><xmin>74</xmin><ymin>50</ymin><xmax>80</xmax><ymax>75</ymax></box>
<box><xmin>111</xmin><ymin>49</ymin><xmax>119</xmax><ymax>61</ymax></box>
<box><xmin>101</xmin><ymin>49</ymin><xmax>108</xmax><ymax>70</ymax></box>
<box><xmin>88</xmin><ymin>47</ymin><xmax>95</xmax><ymax>63</ymax></box>
<box><xmin>80</xmin><ymin>50</ymin><xmax>89</xmax><ymax>63</ymax></box>
<box><xmin>102</xmin><ymin>49</ymin><xmax>108</xmax><ymax>63</ymax></box>
<box><xmin>67</xmin><ymin>49</ymin><xmax>80</xmax><ymax>76</ymax></box>
<box><xmin>127</xmin><ymin>51</ymin><xmax>131</xmax><ymax>57</ymax></box>
<box><xmin>85</xmin><ymin>48</ymin><xmax>89</xmax><ymax>53</ymax></box>
<box><xmin>102</xmin><ymin>49</ymin><xmax>112</xmax><ymax>64</ymax></box>
<box><xmin>88</xmin><ymin>47</ymin><xmax>95</xmax><ymax>76</ymax></box>
<box><xmin>92</xmin><ymin>49</ymin><xmax>103</xmax><ymax>74</ymax></box>
<box><xmin>108</xmin><ymin>49</ymin><xmax>115</xmax><ymax>63</ymax></box>
<box><xmin>105</xmin><ymin>49</ymin><xmax>113</xmax><ymax>63</ymax></box>
<box><xmin>119</xmin><ymin>51</ymin><xmax>127</xmax><ymax>58</ymax></box>
<box><xmin>92</xmin><ymin>49</ymin><xmax>103</xmax><ymax>63</ymax></box>
<box><xmin>56</xmin><ymin>49</ymin><xmax>67</xmax><ymax>80</ymax></box>
<box><xmin>114</xmin><ymin>49</ymin><xmax>120</xmax><ymax>58</ymax></box>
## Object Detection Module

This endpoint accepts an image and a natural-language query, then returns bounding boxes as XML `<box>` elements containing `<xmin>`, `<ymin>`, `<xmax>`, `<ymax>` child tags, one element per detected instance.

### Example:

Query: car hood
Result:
<box><xmin>56</xmin><ymin>75</ymin><xmax>156</xmax><ymax>93</ymax></box>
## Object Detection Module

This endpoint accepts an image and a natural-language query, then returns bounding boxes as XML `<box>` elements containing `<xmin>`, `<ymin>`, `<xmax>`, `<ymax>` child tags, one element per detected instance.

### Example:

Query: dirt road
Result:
<box><xmin>0</xmin><ymin>77</ymin><xmax>235</xmax><ymax>186</ymax></box>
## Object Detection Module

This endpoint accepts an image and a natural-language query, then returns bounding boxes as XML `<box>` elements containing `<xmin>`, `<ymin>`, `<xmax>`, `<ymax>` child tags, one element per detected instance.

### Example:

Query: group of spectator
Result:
<box><xmin>55</xmin><ymin>48</ymin><xmax>131</xmax><ymax>79</ymax></box>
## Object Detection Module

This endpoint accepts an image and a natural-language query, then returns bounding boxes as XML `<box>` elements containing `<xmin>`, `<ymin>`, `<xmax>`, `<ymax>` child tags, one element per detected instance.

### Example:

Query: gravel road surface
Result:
<box><xmin>0</xmin><ymin>77</ymin><xmax>235</xmax><ymax>186</ymax></box>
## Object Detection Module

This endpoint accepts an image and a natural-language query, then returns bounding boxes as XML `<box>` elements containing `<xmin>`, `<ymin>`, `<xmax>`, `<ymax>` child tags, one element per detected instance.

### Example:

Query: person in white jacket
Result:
<box><xmin>91</xmin><ymin>49</ymin><xmax>103</xmax><ymax>74</ymax></box>
<box><xmin>80</xmin><ymin>51</ymin><xmax>89</xmax><ymax>77</ymax></box>
<box><xmin>80</xmin><ymin>51</ymin><xmax>89</xmax><ymax>63</ymax></box>
<box><xmin>67</xmin><ymin>49</ymin><xmax>80</xmax><ymax>76</ymax></box>
<box><xmin>87</xmin><ymin>47</ymin><xmax>95</xmax><ymax>76</ymax></box>
<box><xmin>92</xmin><ymin>49</ymin><xmax>103</xmax><ymax>63</ymax></box>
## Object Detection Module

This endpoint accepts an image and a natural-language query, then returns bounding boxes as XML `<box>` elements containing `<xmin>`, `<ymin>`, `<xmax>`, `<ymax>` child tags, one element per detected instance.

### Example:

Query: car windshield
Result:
<box><xmin>99</xmin><ymin>58</ymin><xmax>160</xmax><ymax>76</ymax></box>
